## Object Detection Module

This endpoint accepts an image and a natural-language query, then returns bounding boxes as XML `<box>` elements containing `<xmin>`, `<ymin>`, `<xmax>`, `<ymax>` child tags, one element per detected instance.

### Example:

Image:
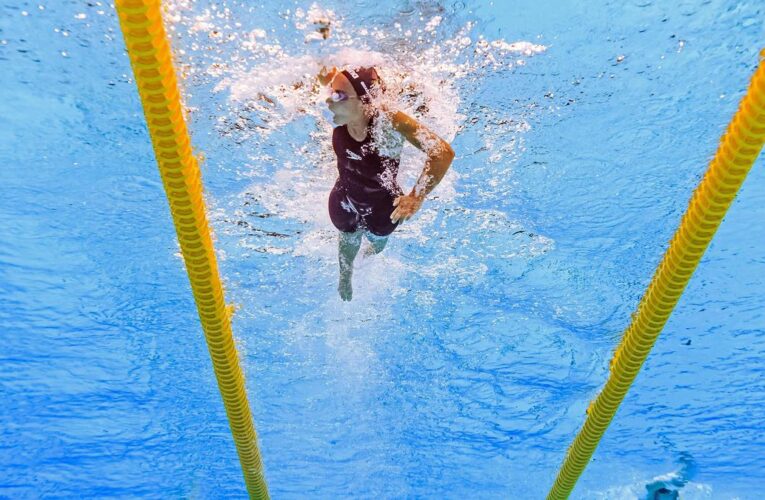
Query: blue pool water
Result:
<box><xmin>1</xmin><ymin>1</ymin><xmax>764</xmax><ymax>498</ymax></box>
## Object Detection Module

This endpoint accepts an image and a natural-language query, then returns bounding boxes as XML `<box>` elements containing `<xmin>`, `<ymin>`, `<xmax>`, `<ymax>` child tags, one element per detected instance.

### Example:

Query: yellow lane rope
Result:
<box><xmin>114</xmin><ymin>1</ymin><xmax>269</xmax><ymax>497</ymax></box>
<box><xmin>548</xmin><ymin>50</ymin><xmax>765</xmax><ymax>499</ymax></box>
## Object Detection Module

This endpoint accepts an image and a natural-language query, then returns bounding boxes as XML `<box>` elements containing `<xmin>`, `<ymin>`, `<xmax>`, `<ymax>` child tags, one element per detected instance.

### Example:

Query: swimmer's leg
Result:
<box><xmin>338</xmin><ymin>230</ymin><xmax>362</xmax><ymax>301</ymax></box>
<box><xmin>362</xmin><ymin>231</ymin><xmax>389</xmax><ymax>257</ymax></box>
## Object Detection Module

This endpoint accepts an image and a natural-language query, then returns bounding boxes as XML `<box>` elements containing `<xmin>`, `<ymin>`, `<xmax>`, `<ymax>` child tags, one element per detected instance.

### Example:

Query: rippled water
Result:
<box><xmin>1</xmin><ymin>1</ymin><xmax>764</xmax><ymax>498</ymax></box>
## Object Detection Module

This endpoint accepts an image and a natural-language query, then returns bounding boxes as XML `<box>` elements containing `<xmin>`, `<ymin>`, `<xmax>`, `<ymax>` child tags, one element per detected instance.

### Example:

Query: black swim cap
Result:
<box><xmin>341</xmin><ymin>67</ymin><xmax>382</xmax><ymax>103</ymax></box>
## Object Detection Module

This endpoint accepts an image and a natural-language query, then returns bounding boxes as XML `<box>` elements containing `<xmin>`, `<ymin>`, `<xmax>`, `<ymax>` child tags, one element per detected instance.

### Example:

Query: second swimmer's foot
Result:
<box><xmin>338</xmin><ymin>275</ymin><xmax>353</xmax><ymax>301</ymax></box>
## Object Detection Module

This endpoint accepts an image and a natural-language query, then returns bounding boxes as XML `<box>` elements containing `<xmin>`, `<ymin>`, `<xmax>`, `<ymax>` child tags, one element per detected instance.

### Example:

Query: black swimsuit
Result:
<box><xmin>328</xmin><ymin>118</ymin><xmax>403</xmax><ymax>236</ymax></box>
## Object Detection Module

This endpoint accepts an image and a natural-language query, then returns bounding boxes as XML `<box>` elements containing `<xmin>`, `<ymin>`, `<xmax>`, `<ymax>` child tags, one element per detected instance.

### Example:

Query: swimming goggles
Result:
<box><xmin>327</xmin><ymin>89</ymin><xmax>358</xmax><ymax>102</ymax></box>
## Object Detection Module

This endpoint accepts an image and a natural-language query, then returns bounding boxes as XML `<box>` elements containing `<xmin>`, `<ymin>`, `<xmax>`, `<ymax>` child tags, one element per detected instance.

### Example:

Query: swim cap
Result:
<box><xmin>341</xmin><ymin>67</ymin><xmax>381</xmax><ymax>103</ymax></box>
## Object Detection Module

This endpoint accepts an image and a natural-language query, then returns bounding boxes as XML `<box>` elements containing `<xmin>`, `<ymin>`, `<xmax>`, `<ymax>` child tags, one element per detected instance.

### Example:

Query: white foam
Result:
<box><xmin>587</xmin><ymin>470</ymin><xmax>715</xmax><ymax>500</ymax></box>
<box><xmin>165</xmin><ymin>1</ymin><xmax>551</xmax><ymax>269</ymax></box>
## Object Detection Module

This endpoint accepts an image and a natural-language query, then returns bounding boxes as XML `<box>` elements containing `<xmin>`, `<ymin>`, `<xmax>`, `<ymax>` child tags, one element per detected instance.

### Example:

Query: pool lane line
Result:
<box><xmin>548</xmin><ymin>49</ymin><xmax>765</xmax><ymax>500</ymax></box>
<box><xmin>114</xmin><ymin>1</ymin><xmax>269</xmax><ymax>498</ymax></box>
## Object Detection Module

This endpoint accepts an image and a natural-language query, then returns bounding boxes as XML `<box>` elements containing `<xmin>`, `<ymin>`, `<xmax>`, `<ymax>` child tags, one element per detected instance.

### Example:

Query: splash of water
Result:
<box><xmin>164</xmin><ymin>0</ymin><xmax>552</xmax><ymax>290</ymax></box>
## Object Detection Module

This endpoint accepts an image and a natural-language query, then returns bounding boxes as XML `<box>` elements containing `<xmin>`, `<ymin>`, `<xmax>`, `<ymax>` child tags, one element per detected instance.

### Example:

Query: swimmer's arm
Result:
<box><xmin>389</xmin><ymin>110</ymin><xmax>455</xmax><ymax>200</ymax></box>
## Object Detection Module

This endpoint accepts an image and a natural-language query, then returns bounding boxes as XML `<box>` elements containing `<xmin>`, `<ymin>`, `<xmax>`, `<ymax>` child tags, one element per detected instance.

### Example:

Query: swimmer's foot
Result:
<box><xmin>361</xmin><ymin>236</ymin><xmax>388</xmax><ymax>258</ymax></box>
<box><xmin>338</xmin><ymin>274</ymin><xmax>353</xmax><ymax>301</ymax></box>
<box><xmin>361</xmin><ymin>243</ymin><xmax>376</xmax><ymax>258</ymax></box>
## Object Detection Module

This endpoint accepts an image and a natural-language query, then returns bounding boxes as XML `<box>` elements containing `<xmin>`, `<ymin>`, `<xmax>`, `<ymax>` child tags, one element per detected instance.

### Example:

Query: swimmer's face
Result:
<box><xmin>326</xmin><ymin>72</ymin><xmax>365</xmax><ymax>125</ymax></box>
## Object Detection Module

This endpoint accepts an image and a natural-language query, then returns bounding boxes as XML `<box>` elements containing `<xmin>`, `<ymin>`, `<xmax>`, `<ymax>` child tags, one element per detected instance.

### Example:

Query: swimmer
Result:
<box><xmin>643</xmin><ymin>452</ymin><xmax>696</xmax><ymax>500</ymax></box>
<box><xmin>318</xmin><ymin>65</ymin><xmax>455</xmax><ymax>301</ymax></box>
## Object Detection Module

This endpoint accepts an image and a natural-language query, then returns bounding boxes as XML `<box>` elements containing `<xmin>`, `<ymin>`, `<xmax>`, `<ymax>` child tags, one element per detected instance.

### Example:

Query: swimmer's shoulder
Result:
<box><xmin>380</xmin><ymin>107</ymin><xmax>416</xmax><ymax>135</ymax></box>
<box><xmin>382</xmin><ymin>108</ymin><xmax>453</xmax><ymax>157</ymax></box>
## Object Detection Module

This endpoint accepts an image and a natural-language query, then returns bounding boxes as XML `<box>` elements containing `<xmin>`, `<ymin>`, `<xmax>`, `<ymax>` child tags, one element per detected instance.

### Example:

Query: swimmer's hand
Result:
<box><xmin>318</xmin><ymin>66</ymin><xmax>338</xmax><ymax>86</ymax></box>
<box><xmin>390</xmin><ymin>193</ymin><xmax>424</xmax><ymax>224</ymax></box>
